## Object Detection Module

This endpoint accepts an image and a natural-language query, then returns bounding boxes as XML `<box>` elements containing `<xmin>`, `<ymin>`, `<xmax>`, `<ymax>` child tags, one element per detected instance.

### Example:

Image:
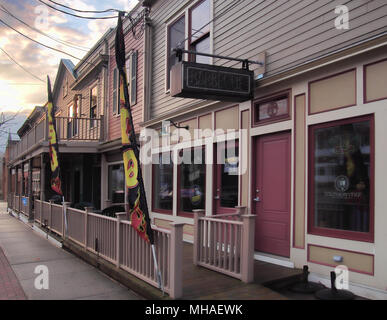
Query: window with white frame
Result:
<box><xmin>166</xmin><ymin>0</ymin><xmax>212</xmax><ymax>90</ymax></box>
<box><xmin>112</xmin><ymin>68</ymin><xmax>120</xmax><ymax>115</ymax></box>
<box><xmin>63</xmin><ymin>77</ymin><xmax>68</xmax><ymax>98</ymax></box>
<box><xmin>90</xmin><ymin>85</ymin><xmax>97</xmax><ymax>128</ymax></box>
<box><xmin>125</xmin><ymin>51</ymin><xmax>138</xmax><ymax>106</ymax></box>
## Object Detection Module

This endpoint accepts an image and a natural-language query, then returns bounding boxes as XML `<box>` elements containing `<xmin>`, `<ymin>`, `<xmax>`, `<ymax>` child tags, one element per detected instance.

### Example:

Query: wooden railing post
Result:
<box><xmin>49</xmin><ymin>200</ymin><xmax>53</xmax><ymax>230</ymax></box>
<box><xmin>84</xmin><ymin>207</ymin><xmax>93</xmax><ymax>248</ymax></box>
<box><xmin>99</xmin><ymin>115</ymin><xmax>104</xmax><ymax>142</ymax></box>
<box><xmin>169</xmin><ymin>222</ymin><xmax>184</xmax><ymax>299</ymax></box>
<box><xmin>115</xmin><ymin>212</ymin><xmax>126</xmax><ymax>268</ymax></box>
<box><xmin>62</xmin><ymin>202</ymin><xmax>71</xmax><ymax>239</ymax></box>
<box><xmin>40</xmin><ymin>199</ymin><xmax>43</xmax><ymax>227</ymax></box>
<box><xmin>193</xmin><ymin>209</ymin><xmax>205</xmax><ymax>266</ymax></box>
<box><xmin>240</xmin><ymin>214</ymin><xmax>256</xmax><ymax>283</ymax></box>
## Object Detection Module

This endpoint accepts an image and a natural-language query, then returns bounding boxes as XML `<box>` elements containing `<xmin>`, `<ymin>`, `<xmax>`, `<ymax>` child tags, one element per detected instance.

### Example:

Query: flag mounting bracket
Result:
<box><xmin>168</xmin><ymin>119</ymin><xmax>189</xmax><ymax>130</ymax></box>
<box><xmin>173</xmin><ymin>48</ymin><xmax>264</xmax><ymax>70</ymax></box>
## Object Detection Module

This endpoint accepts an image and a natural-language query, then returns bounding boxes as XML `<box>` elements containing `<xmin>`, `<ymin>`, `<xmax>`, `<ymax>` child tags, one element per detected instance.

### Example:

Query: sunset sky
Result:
<box><xmin>0</xmin><ymin>0</ymin><xmax>138</xmax><ymax>149</ymax></box>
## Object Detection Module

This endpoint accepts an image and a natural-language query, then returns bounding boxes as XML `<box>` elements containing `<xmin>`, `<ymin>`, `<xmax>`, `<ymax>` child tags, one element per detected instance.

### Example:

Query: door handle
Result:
<box><xmin>253</xmin><ymin>197</ymin><xmax>261</xmax><ymax>202</ymax></box>
<box><xmin>214</xmin><ymin>196</ymin><xmax>220</xmax><ymax>200</ymax></box>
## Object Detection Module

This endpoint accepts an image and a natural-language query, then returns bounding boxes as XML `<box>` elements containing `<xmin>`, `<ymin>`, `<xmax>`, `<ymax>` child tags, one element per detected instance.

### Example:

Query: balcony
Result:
<box><xmin>8</xmin><ymin>115</ymin><xmax>104</xmax><ymax>162</ymax></box>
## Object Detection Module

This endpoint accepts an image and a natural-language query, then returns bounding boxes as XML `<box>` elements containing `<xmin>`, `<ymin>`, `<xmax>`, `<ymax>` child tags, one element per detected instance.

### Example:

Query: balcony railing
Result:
<box><xmin>8</xmin><ymin>115</ymin><xmax>104</xmax><ymax>161</ymax></box>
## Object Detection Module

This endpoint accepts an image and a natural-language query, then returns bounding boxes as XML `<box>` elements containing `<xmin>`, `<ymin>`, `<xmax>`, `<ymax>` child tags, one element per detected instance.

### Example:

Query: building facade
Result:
<box><xmin>141</xmin><ymin>0</ymin><xmax>387</xmax><ymax>298</ymax></box>
<box><xmin>4</xmin><ymin>0</ymin><xmax>387</xmax><ymax>300</ymax></box>
<box><xmin>4</xmin><ymin>4</ymin><xmax>146</xmax><ymax>214</ymax></box>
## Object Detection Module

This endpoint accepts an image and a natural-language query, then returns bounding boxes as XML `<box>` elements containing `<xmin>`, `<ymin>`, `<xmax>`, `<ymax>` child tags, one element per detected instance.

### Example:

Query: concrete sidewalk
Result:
<box><xmin>0</xmin><ymin>201</ymin><xmax>142</xmax><ymax>300</ymax></box>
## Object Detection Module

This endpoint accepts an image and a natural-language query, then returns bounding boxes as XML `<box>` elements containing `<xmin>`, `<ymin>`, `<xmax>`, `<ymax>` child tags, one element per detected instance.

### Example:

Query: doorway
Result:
<box><xmin>253</xmin><ymin>131</ymin><xmax>291</xmax><ymax>257</ymax></box>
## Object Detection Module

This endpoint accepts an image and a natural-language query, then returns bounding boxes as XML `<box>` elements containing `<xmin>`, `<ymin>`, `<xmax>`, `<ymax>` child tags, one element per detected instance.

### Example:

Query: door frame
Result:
<box><xmin>251</xmin><ymin>130</ymin><xmax>292</xmax><ymax>256</ymax></box>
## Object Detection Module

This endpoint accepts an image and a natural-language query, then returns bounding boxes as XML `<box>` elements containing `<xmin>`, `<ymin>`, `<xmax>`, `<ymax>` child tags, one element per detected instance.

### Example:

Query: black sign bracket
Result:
<box><xmin>173</xmin><ymin>48</ymin><xmax>264</xmax><ymax>71</ymax></box>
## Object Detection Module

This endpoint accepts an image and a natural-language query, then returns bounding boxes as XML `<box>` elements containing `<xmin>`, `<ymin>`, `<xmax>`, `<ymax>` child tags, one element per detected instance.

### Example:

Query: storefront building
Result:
<box><xmin>142</xmin><ymin>0</ymin><xmax>387</xmax><ymax>298</ymax></box>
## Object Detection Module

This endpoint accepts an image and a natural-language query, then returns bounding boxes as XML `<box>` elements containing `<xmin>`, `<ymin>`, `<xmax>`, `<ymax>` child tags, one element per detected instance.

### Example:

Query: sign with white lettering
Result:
<box><xmin>170</xmin><ymin>61</ymin><xmax>254</xmax><ymax>102</ymax></box>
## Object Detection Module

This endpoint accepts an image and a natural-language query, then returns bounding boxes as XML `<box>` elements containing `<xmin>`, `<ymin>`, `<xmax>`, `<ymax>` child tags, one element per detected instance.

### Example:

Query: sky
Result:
<box><xmin>0</xmin><ymin>0</ymin><xmax>138</xmax><ymax>150</ymax></box>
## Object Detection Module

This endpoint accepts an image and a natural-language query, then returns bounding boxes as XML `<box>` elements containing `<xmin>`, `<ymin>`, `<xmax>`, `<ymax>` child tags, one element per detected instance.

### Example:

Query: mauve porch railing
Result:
<box><xmin>55</xmin><ymin>116</ymin><xmax>102</xmax><ymax>141</ymax></box>
<box><xmin>193</xmin><ymin>207</ymin><xmax>256</xmax><ymax>283</ymax></box>
<box><xmin>10</xmin><ymin>194</ymin><xmax>30</xmax><ymax>217</ymax></box>
<box><xmin>32</xmin><ymin>200</ymin><xmax>184</xmax><ymax>299</ymax></box>
<box><xmin>8</xmin><ymin>115</ymin><xmax>104</xmax><ymax>161</ymax></box>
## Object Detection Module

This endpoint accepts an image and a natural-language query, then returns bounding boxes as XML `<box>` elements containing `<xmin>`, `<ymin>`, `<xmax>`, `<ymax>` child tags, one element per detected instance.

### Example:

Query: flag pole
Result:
<box><xmin>115</xmin><ymin>12</ymin><xmax>164</xmax><ymax>293</ymax></box>
<box><xmin>47</xmin><ymin>76</ymin><xmax>66</xmax><ymax>234</ymax></box>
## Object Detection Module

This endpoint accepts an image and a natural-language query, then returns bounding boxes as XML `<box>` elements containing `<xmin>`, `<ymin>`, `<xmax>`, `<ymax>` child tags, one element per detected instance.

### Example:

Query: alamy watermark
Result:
<box><xmin>335</xmin><ymin>5</ymin><xmax>350</xmax><ymax>30</ymax></box>
<box><xmin>335</xmin><ymin>265</ymin><xmax>349</xmax><ymax>290</ymax></box>
<box><xmin>138</xmin><ymin>125</ymin><xmax>248</xmax><ymax>175</ymax></box>
<box><xmin>34</xmin><ymin>265</ymin><xmax>49</xmax><ymax>290</ymax></box>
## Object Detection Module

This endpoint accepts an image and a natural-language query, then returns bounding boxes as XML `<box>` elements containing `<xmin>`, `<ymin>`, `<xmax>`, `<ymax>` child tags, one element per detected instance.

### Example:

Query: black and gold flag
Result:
<box><xmin>47</xmin><ymin>76</ymin><xmax>62</xmax><ymax>196</ymax></box>
<box><xmin>115</xmin><ymin>12</ymin><xmax>153</xmax><ymax>244</ymax></box>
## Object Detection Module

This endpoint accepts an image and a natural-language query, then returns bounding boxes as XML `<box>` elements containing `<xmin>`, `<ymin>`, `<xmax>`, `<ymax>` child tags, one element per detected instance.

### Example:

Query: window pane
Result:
<box><xmin>179</xmin><ymin>148</ymin><xmax>205</xmax><ymax>213</ymax></box>
<box><xmin>131</xmin><ymin>51</ymin><xmax>137</xmax><ymax>105</ymax></box>
<box><xmin>91</xmin><ymin>86</ymin><xmax>97</xmax><ymax>108</ymax></box>
<box><xmin>168</xmin><ymin>16</ymin><xmax>185</xmax><ymax>87</ymax></box>
<box><xmin>219</xmin><ymin>144</ymin><xmax>239</xmax><ymax>208</ymax></box>
<box><xmin>191</xmin><ymin>0</ymin><xmax>210</xmax><ymax>42</ymax></box>
<box><xmin>193</xmin><ymin>36</ymin><xmax>211</xmax><ymax>64</ymax></box>
<box><xmin>108</xmin><ymin>164</ymin><xmax>125</xmax><ymax>204</ymax></box>
<box><xmin>113</xmin><ymin>69</ymin><xmax>117</xmax><ymax>113</ymax></box>
<box><xmin>313</xmin><ymin>120</ymin><xmax>371</xmax><ymax>233</ymax></box>
<box><xmin>153</xmin><ymin>153</ymin><xmax>173</xmax><ymax>211</ymax></box>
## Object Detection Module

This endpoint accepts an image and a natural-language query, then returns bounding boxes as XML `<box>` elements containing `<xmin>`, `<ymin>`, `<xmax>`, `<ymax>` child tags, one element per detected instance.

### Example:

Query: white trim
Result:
<box><xmin>254</xmin><ymin>252</ymin><xmax>295</xmax><ymax>269</ymax></box>
<box><xmin>308</xmin><ymin>272</ymin><xmax>387</xmax><ymax>300</ymax></box>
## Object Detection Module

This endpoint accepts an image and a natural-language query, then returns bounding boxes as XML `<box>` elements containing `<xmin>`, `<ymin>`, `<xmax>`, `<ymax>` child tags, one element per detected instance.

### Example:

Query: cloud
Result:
<box><xmin>0</xmin><ymin>0</ymin><xmax>139</xmax><ymax>115</ymax></box>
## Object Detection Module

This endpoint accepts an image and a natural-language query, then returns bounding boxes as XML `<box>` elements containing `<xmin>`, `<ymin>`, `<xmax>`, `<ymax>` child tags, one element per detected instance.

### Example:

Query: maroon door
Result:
<box><xmin>253</xmin><ymin>132</ymin><xmax>291</xmax><ymax>257</ymax></box>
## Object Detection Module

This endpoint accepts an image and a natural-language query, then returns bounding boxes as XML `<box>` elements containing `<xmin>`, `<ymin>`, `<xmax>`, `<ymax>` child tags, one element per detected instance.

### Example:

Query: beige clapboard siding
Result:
<box><xmin>148</xmin><ymin>0</ymin><xmax>387</xmax><ymax>119</ymax></box>
<box><xmin>213</xmin><ymin>0</ymin><xmax>387</xmax><ymax>73</ymax></box>
<box><xmin>150</xmin><ymin>0</ymin><xmax>197</xmax><ymax>118</ymax></box>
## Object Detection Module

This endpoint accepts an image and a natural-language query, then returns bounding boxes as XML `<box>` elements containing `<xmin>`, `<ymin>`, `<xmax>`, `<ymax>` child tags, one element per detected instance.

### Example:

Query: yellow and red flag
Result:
<box><xmin>115</xmin><ymin>12</ymin><xmax>153</xmax><ymax>244</ymax></box>
<box><xmin>47</xmin><ymin>76</ymin><xmax>62</xmax><ymax>196</ymax></box>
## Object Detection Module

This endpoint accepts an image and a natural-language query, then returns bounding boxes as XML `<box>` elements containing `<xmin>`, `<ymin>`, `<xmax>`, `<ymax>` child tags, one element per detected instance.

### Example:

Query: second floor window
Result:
<box><xmin>90</xmin><ymin>86</ymin><xmax>97</xmax><ymax>128</ymax></box>
<box><xmin>63</xmin><ymin>77</ymin><xmax>68</xmax><ymax>98</ymax></box>
<box><xmin>125</xmin><ymin>51</ymin><xmax>138</xmax><ymax>106</ymax></box>
<box><xmin>189</xmin><ymin>0</ymin><xmax>211</xmax><ymax>64</ymax></box>
<box><xmin>166</xmin><ymin>0</ymin><xmax>211</xmax><ymax>90</ymax></box>
<box><xmin>112</xmin><ymin>68</ymin><xmax>120</xmax><ymax>115</ymax></box>
<box><xmin>167</xmin><ymin>15</ymin><xmax>185</xmax><ymax>90</ymax></box>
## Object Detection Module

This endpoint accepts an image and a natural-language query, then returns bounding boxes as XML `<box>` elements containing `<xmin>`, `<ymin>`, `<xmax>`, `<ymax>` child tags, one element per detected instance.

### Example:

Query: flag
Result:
<box><xmin>47</xmin><ymin>76</ymin><xmax>63</xmax><ymax>196</ymax></box>
<box><xmin>115</xmin><ymin>12</ymin><xmax>154</xmax><ymax>244</ymax></box>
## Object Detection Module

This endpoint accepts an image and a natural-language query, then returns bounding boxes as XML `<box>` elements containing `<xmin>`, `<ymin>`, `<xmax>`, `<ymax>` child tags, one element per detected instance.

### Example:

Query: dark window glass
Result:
<box><xmin>112</xmin><ymin>68</ymin><xmax>120</xmax><ymax>114</ymax></box>
<box><xmin>131</xmin><ymin>51</ymin><xmax>137</xmax><ymax>105</ymax></box>
<box><xmin>312</xmin><ymin>120</ymin><xmax>371</xmax><ymax>233</ymax></box>
<box><xmin>218</xmin><ymin>144</ymin><xmax>239</xmax><ymax>208</ymax></box>
<box><xmin>179</xmin><ymin>148</ymin><xmax>206</xmax><ymax>213</ymax></box>
<box><xmin>153</xmin><ymin>153</ymin><xmax>173</xmax><ymax>211</ymax></box>
<box><xmin>108</xmin><ymin>164</ymin><xmax>124</xmax><ymax>204</ymax></box>
<box><xmin>168</xmin><ymin>15</ymin><xmax>185</xmax><ymax>89</ymax></box>
<box><xmin>90</xmin><ymin>86</ymin><xmax>97</xmax><ymax>128</ymax></box>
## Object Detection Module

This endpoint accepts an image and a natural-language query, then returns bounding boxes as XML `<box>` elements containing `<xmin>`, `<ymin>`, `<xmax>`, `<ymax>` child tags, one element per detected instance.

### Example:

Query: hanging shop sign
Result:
<box><xmin>170</xmin><ymin>61</ymin><xmax>254</xmax><ymax>102</ymax></box>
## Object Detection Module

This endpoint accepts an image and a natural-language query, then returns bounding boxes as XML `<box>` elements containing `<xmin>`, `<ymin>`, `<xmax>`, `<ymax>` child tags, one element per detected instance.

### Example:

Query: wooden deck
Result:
<box><xmin>181</xmin><ymin>243</ymin><xmax>302</xmax><ymax>300</ymax></box>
